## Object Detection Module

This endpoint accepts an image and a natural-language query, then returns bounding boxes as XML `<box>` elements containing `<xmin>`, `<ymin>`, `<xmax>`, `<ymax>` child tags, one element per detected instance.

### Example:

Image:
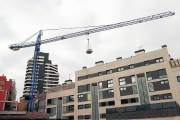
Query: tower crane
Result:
<box><xmin>9</xmin><ymin>11</ymin><xmax>175</xmax><ymax>112</ymax></box>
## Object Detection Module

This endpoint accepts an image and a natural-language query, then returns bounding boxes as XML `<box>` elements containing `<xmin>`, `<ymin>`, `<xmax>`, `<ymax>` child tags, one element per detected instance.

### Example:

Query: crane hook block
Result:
<box><xmin>86</xmin><ymin>38</ymin><xmax>93</xmax><ymax>54</ymax></box>
<box><xmin>86</xmin><ymin>49</ymin><xmax>93</xmax><ymax>54</ymax></box>
<box><xmin>12</xmin><ymin>47</ymin><xmax>20</xmax><ymax>51</ymax></box>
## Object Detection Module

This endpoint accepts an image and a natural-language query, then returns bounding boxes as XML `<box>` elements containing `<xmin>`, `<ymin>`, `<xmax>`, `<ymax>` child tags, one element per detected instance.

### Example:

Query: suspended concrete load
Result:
<box><xmin>86</xmin><ymin>38</ymin><xmax>93</xmax><ymax>54</ymax></box>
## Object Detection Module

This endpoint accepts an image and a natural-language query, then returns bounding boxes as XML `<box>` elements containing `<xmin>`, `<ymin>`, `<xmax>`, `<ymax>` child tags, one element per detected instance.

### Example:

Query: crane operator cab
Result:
<box><xmin>86</xmin><ymin>38</ymin><xmax>93</xmax><ymax>54</ymax></box>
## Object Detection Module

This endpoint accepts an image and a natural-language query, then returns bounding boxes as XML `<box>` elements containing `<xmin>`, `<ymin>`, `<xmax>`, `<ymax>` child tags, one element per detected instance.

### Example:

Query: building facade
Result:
<box><xmin>45</xmin><ymin>45</ymin><xmax>180</xmax><ymax>119</ymax></box>
<box><xmin>23</xmin><ymin>52</ymin><xmax>59</xmax><ymax>99</ymax></box>
<box><xmin>0</xmin><ymin>76</ymin><xmax>17</xmax><ymax>111</ymax></box>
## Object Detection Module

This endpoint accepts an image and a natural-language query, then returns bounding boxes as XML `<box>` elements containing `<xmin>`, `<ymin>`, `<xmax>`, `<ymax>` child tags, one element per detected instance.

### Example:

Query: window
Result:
<box><xmin>108</xmin><ymin>101</ymin><xmax>115</xmax><ymax>106</ymax></box>
<box><xmin>153</xmin><ymin>95</ymin><xmax>160</xmax><ymax>100</ymax></box>
<box><xmin>69</xmin><ymin>95</ymin><xmax>74</xmax><ymax>101</ymax></box>
<box><xmin>156</xmin><ymin>58</ymin><xmax>164</xmax><ymax>63</ymax></box>
<box><xmin>63</xmin><ymin>96</ymin><xmax>67</xmax><ymax>104</ymax></box>
<box><xmin>52</xmin><ymin>107</ymin><xmax>56</xmax><ymax>114</ymax></box>
<box><xmin>144</xmin><ymin>61</ymin><xmax>149</xmax><ymax>66</ymax></box>
<box><xmin>78</xmin><ymin>94</ymin><xmax>83</xmax><ymax>98</ymax></box>
<box><xmin>78</xmin><ymin>86</ymin><xmax>83</xmax><ymax>93</ymax></box>
<box><xmin>99</xmin><ymin>82</ymin><xmax>103</xmax><ymax>89</ymax></box>
<box><xmin>78</xmin><ymin>116</ymin><xmax>83</xmax><ymax>119</ymax></box>
<box><xmin>99</xmin><ymin>91</ymin><xmax>103</xmax><ymax>99</ymax></box>
<box><xmin>121</xmin><ymin>99</ymin><xmax>128</xmax><ymax>104</ymax></box>
<box><xmin>158</xmin><ymin>69</ymin><xmax>167</xmax><ymax>78</ymax></box>
<box><xmin>119</xmin><ymin>78</ymin><xmax>126</xmax><ymax>85</ymax></box>
<box><xmin>177</xmin><ymin>76</ymin><xmax>180</xmax><ymax>82</ymax></box>
<box><xmin>87</xmin><ymin>84</ymin><xmax>90</xmax><ymax>91</ymax></box>
<box><xmin>86</xmin><ymin>75</ymin><xmax>90</xmax><ymax>79</ymax></box>
<box><xmin>102</xmin><ymin>114</ymin><xmax>106</xmax><ymax>118</ymax></box>
<box><xmin>117</xmin><ymin>67</ymin><xmax>124</xmax><ymax>72</ymax></box>
<box><xmin>131</xmin><ymin>76</ymin><xmax>136</xmax><ymax>83</ymax></box>
<box><xmin>78</xmin><ymin>105</ymin><xmax>83</xmax><ymax>109</ymax></box>
<box><xmin>53</xmin><ymin>98</ymin><xmax>57</xmax><ymax>105</ymax></box>
<box><xmin>101</xmin><ymin>102</ymin><xmax>106</xmax><ymax>107</ymax></box>
<box><xmin>78</xmin><ymin>77</ymin><xmax>83</xmax><ymax>81</ymax></box>
<box><xmin>160</xmin><ymin>80</ymin><xmax>168</xmax><ymax>85</ymax></box>
<box><xmin>146</xmin><ymin>72</ymin><xmax>152</xmax><ymax>80</ymax></box>
<box><xmin>132</xmin><ymin>85</ymin><xmax>137</xmax><ymax>94</ymax></box>
<box><xmin>148</xmin><ymin>83</ymin><xmax>154</xmax><ymax>92</ymax></box>
<box><xmin>98</xmin><ymin>72</ymin><xmax>102</xmax><ymax>76</ymax></box>
<box><xmin>63</xmin><ymin>106</ymin><xmax>66</xmax><ymax>113</ymax></box>
<box><xmin>85</xmin><ymin>115</ymin><xmax>90</xmax><ymax>119</ymax></box>
<box><xmin>47</xmin><ymin>99</ymin><xmax>52</xmax><ymax>105</ymax></box>
<box><xmin>108</xmin><ymin>80</ymin><xmax>113</xmax><ymax>88</ymax></box>
<box><xmin>120</xmin><ymin>87</ymin><xmax>126</xmax><ymax>91</ymax></box>
<box><xmin>163</xmin><ymin>93</ymin><xmax>172</xmax><ymax>99</ymax></box>
<box><xmin>130</xmin><ymin>98</ymin><xmax>137</xmax><ymax>103</ymax></box>
<box><xmin>85</xmin><ymin>104</ymin><xmax>90</xmax><ymax>108</ymax></box>
<box><xmin>69</xmin><ymin>105</ymin><xmax>74</xmax><ymax>112</ymax></box>
<box><xmin>106</xmin><ymin>70</ymin><xmax>112</xmax><ymax>74</ymax></box>
<box><xmin>87</xmin><ymin>93</ymin><xmax>91</xmax><ymax>100</ymax></box>
<box><xmin>107</xmin><ymin>89</ymin><xmax>114</xmax><ymax>93</ymax></box>
<box><xmin>129</xmin><ymin>65</ymin><xmax>134</xmax><ymax>69</ymax></box>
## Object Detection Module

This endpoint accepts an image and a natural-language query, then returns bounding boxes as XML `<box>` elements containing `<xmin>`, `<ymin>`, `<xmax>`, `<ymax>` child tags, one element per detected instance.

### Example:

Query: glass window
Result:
<box><xmin>107</xmin><ymin>89</ymin><xmax>114</xmax><ymax>93</ymax></box>
<box><xmin>158</xmin><ymin>69</ymin><xmax>167</xmax><ymax>78</ymax></box>
<box><xmin>99</xmin><ymin>91</ymin><xmax>103</xmax><ymax>99</ymax></box>
<box><xmin>78</xmin><ymin>105</ymin><xmax>83</xmax><ymax>109</ymax></box>
<box><xmin>108</xmin><ymin>80</ymin><xmax>113</xmax><ymax>88</ymax></box>
<box><xmin>160</xmin><ymin>81</ymin><xmax>165</xmax><ymax>84</ymax></box>
<box><xmin>165</xmin><ymin>80</ymin><xmax>169</xmax><ymax>84</ymax></box>
<box><xmin>130</xmin><ymin>98</ymin><xmax>137</xmax><ymax>103</ymax></box>
<box><xmin>63</xmin><ymin>106</ymin><xmax>66</xmax><ymax>113</ymax></box>
<box><xmin>120</xmin><ymin>87</ymin><xmax>126</xmax><ymax>91</ymax></box>
<box><xmin>69</xmin><ymin>95</ymin><xmax>74</xmax><ymax>101</ymax></box>
<box><xmin>69</xmin><ymin>105</ymin><xmax>74</xmax><ymax>112</ymax></box>
<box><xmin>129</xmin><ymin>65</ymin><xmax>134</xmax><ymax>69</ymax></box>
<box><xmin>85</xmin><ymin>104</ymin><xmax>90</xmax><ymax>108</ymax></box>
<box><xmin>78</xmin><ymin>86</ymin><xmax>83</xmax><ymax>93</ymax></box>
<box><xmin>86</xmin><ymin>75</ymin><xmax>90</xmax><ymax>79</ymax></box>
<box><xmin>99</xmin><ymin>82</ymin><xmax>103</xmax><ymax>89</ymax></box>
<box><xmin>153</xmin><ymin>95</ymin><xmax>160</xmax><ymax>100</ymax></box>
<box><xmin>132</xmin><ymin>85</ymin><xmax>137</xmax><ymax>94</ymax></box>
<box><xmin>131</xmin><ymin>76</ymin><xmax>136</xmax><ymax>83</ymax></box>
<box><xmin>101</xmin><ymin>102</ymin><xmax>106</xmax><ymax>107</ymax></box>
<box><xmin>163</xmin><ymin>93</ymin><xmax>172</xmax><ymax>99</ymax></box>
<box><xmin>117</xmin><ymin>67</ymin><xmax>124</xmax><ymax>72</ymax></box>
<box><xmin>144</xmin><ymin>61</ymin><xmax>149</xmax><ymax>66</ymax></box>
<box><xmin>78</xmin><ymin>116</ymin><xmax>83</xmax><ymax>119</ymax></box>
<box><xmin>102</xmin><ymin>114</ymin><xmax>106</xmax><ymax>118</ymax></box>
<box><xmin>121</xmin><ymin>99</ymin><xmax>128</xmax><ymax>104</ymax></box>
<box><xmin>63</xmin><ymin>96</ymin><xmax>67</xmax><ymax>104</ymax></box>
<box><xmin>85</xmin><ymin>115</ymin><xmax>90</xmax><ymax>119</ymax></box>
<box><xmin>119</xmin><ymin>78</ymin><xmax>126</xmax><ymax>85</ymax></box>
<box><xmin>148</xmin><ymin>83</ymin><xmax>154</xmax><ymax>92</ymax></box>
<box><xmin>78</xmin><ymin>94</ymin><xmax>83</xmax><ymax>98</ymax></box>
<box><xmin>53</xmin><ymin>98</ymin><xmax>57</xmax><ymax>105</ymax></box>
<box><xmin>156</xmin><ymin>58</ymin><xmax>164</xmax><ymax>63</ymax></box>
<box><xmin>106</xmin><ymin>70</ymin><xmax>112</xmax><ymax>74</ymax></box>
<box><xmin>177</xmin><ymin>76</ymin><xmax>180</xmax><ymax>82</ymax></box>
<box><xmin>87</xmin><ymin>93</ymin><xmax>91</xmax><ymax>100</ymax></box>
<box><xmin>146</xmin><ymin>72</ymin><xmax>152</xmax><ymax>80</ymax></box>
<box><xmin>87</xmin><ymin>84</ymin><xmax>90</xmax><ymax>91</ymax></box>
<box><xmin>78</xmin><ymin>77</ymin><xmax>83</xmax><ymax>81</ymax></box>
<box><xmin>98</xmin><ymin>72</ymin><xmax>102</xmax><ymax>76</ymax></box>
<box><xmin>108</xmin><ymin>101</ymin><xmax>115</xmax><ymax>106</ymax></box>
<box><xmin>52</xmin><ymin>107</ymin><xmax>56</xmax><ymax>114</ymax></box>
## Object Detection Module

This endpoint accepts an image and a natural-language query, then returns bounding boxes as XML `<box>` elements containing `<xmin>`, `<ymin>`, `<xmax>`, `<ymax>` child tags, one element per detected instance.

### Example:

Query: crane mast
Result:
<box><xmin>9</xmin><ymin>11</ymin><xmax>175</xmax><ymax>111</ymax></box>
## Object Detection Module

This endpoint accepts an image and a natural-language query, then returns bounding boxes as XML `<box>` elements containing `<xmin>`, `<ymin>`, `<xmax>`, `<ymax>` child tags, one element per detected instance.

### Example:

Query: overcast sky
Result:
<box><xmin>0</xmin><ymin>0</ymin><xmax>180</xmax><ymax>101</ymax></box>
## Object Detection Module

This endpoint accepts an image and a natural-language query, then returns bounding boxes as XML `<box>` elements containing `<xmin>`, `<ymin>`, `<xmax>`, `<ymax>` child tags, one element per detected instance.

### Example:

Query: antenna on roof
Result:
<box><xmin>139</xmin><ymin>45</ymin><xmax>143</xmax><ymax>50</ymax></box>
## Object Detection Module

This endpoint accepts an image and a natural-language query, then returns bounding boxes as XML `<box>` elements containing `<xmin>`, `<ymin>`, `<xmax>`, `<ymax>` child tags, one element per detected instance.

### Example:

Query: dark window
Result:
<box><xmin>78</xmin><ymin>77</ymin><xmax>83</xmax><ymax>81</ymax></box>
<box><xmin>69</xmin><ymin>116</ymin><xmax>74</xmax><ymax>120</ymax></box>
<box><xmin>130</xmin><ymin>98</ymin><xmax>137</xmax><ymax>103</ymax></box>
<box><xmin>107</xmin><ymin>89</ymin><xmax>114</xmax><ymax>93</ymax></box>
<box><xmin>129</xmin><ymin>65</ymin><xmax>134</xmax><ymax>69</ymax></box>
<box><xmin>146</xmin><ymin>72</ymin><xmax>152</xmax><ymax>80</ymax></box>
<box><xmin>144</xmin><ymin>61</ymin><xmax>149</xmax><ymax>66</ymax></box>
<box><xmin>153</xmin><ymin>95</ymin><xmax>160</xmax><ymax>100</ymax></box>
<box><xmin>78</xmin><ymin>105</ymin><xmax>83</xmax><ymax>109</ymax></box>
<box><xmin>86</xmin><ymin>75</ymin><xmax>90</xmax><ymax>79</ymax></box>
<box><xmin>160</xmin><ymin>80</ymin><xmax>168</xmax><ymax>85</ymax></box>
<box><xmin>121</xmin><ymin>99</ymin><xmax>128</xmax><ymax>104</ymax></box>
<box><xmin>108</xmin><ymin>101</ymin><xmax>115</xmax><ymax>106</ymax></box>
<box><xmin>156</xmin><ymin>58</ymin><xmax>164</xmax><ymax>63</ymax></box>
<box><xmin>101</xmin><ymin>102</ymin><xmax>106</xmax><ymax>107</ymax></box>
<box><xmin>69</xmin><ymin>95</ymin><xmax>74</xmax><ymax>101</ymax></box>
<box><xmin>85</xmin><ymin>104</ymin><xmax>90</xmax><ymax>108</ymax></box>
<box><xmin>85</xmin><ymin>115</ymin><xmax>90</xmax><ymax>119</ymax></box>
<box><xmin>163</xmin><ymin>93</ymin><xmax>172</xmax><ymax>99</ymax></box>
<box><xmin>47</xmin><ymin>99</ymin><xmax>52</xmax><ymax>105</ymax></box>
<box><xmin>69</xmin><ymin>105</ymin><xmax>74</xmax><ymax>112</ymax></box>
<box><xmin>177</xmin><ymin>76</ymin><xmax>180</xmax><ymax>82</ymax></box>
<box><xmin>78</xmin><ymin>116</ymin><xmax>83</xmax><ymax>119</ymax></box>
<box><xmin>106</xmin><ymin>70</ymin><xmax>112</xmax><ymax>74</ymax></box>
<box><xmin>117</xmin><ymin>67</ymin><xmax>124</xmax><ymax>72</ymax></box>
<box><xmin>102</xmin><ymin>114</ymin><xmax>106</xmax><ymax>118</ymax></box>
<box><xmin>158</xmin><ymin>69</ymin><xmax>167</xmax><ymax>78</ymax></box>
<box><xmin>98</xmin><ymin>72</ymin><xmax>102</xmax><ymax>76</ymax></box>
<box><xmin>78</xmin><ymin>86</ymin><xmax>83</xmax><ymax>93</ymax></box>
<box><xmin>47</xmin><ymin>108</ymin><xmax>51</xmax><ymax>113</ymax></box>
<box><xmin>87</xmin><ymin>84</ymin><xmax>90</xmax><ymax>91</ymax></box>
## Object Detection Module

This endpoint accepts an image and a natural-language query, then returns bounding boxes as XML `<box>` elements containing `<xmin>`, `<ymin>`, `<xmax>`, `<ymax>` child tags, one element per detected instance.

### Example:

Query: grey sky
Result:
<box><xmin>0</xmin><ymin>0</ymin><xmax>180</xmax><ymax>101</ymax></box>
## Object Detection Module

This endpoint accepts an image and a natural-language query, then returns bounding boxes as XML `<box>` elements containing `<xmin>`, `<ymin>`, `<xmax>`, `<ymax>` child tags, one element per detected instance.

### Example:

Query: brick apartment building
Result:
<box><xmin>0</xmin><ymin>76</ymin><xmax>17</xmax><ymax>111</ymax></box>
<box><xmin>45</xmin><ymin>45</ymin><xmax>180</xmax><ymax>120</ymax></box>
